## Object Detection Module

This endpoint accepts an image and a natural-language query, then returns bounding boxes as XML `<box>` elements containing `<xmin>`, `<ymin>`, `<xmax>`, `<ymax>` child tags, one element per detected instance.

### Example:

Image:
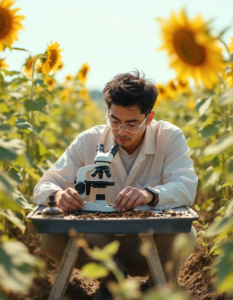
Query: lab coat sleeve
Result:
<box><xmin>150</xmin><ymin>130</ymin><xmax>198</xmax><ymax>210</ymax></box>
<box><xmin>33</xmin><ymin>134</ymin><xmax>85</xmax><ymax>206</ymax></box>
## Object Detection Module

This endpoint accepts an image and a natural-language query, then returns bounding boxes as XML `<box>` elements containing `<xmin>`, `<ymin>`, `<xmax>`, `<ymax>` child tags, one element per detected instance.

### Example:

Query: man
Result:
<box><xmin>33</xmin><ymin>70</ymin><xmax>197</xmax><ymax>300</ymax></box>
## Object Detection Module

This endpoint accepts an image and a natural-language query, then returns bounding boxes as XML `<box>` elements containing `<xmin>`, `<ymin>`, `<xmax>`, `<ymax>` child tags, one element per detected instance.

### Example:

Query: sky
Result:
<box><xmin>3</xmin><ymin>0</ymin><xmax>233</xmax><ymax>91</ymax></box>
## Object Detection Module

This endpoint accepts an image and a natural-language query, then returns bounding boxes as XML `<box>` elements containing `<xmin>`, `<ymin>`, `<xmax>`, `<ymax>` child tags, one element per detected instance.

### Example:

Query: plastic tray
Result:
<box><xmin>27</xmin><ymin>205</ymin><xmax>199</xmax><ymax>234</ymax></box>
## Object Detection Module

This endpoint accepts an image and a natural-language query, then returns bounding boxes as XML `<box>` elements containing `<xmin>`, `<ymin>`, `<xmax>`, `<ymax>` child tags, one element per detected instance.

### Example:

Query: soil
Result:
<box><xmin>5</xmin><ymin>191</ymin><xmax>233</xmax><ymax>300</ymax></box>
<box><xmin>72</xmin><ymin>209</ymin><xmax>190</xmax><ymax>219</ymax></box>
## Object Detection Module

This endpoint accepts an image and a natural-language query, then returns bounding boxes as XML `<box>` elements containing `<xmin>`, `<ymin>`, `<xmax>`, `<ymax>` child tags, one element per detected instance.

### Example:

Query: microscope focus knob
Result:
<box><xmin>75</xmin><ymin>182</ymin><xmax>85</xmax><ymax>194</ymax></box>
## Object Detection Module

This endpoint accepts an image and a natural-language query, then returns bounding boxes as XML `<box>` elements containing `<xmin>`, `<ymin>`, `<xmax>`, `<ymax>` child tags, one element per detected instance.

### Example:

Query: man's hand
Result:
<box><xmin>113</xmin><ymin>186</ymin><xmax>153</xmax><ymax>212</ymax></box>
<box><xmin>54</xmin><ymin>188</ymin><xmax>84</xmax><ymax>212</ymax></box>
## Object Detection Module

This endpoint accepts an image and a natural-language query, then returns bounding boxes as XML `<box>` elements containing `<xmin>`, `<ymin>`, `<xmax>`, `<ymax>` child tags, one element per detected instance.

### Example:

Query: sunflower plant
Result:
<box><xmin>0</xmin><ymin>0</ymin><xmax>25</xmax><ymax>51</ymax></box>
<box><xmin>157</xmin><ymin>8</ymin><xmax>224</xmax><ymax>89</ymax></box>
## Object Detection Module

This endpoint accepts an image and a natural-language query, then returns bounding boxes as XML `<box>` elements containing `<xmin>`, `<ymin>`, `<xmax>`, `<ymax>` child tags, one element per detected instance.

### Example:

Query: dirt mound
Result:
<box><xmin>178</xmin><ymin>236</ymin><xmax>231</xmax><ymax>300</ymax></box>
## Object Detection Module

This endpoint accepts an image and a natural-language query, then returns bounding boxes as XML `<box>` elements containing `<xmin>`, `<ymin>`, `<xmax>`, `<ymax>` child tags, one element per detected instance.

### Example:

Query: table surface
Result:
<box><xmin>27</xmin><ymin>205</ymin><xmax>199</xmax><ymax>234</ymax></box>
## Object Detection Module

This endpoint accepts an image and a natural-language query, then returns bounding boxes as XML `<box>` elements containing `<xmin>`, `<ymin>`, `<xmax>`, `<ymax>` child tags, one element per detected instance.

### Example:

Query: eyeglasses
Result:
<box><xmin>105</xmin><ymin>111</ymin><xmax>151</xmax><ymax>133</ymax></box>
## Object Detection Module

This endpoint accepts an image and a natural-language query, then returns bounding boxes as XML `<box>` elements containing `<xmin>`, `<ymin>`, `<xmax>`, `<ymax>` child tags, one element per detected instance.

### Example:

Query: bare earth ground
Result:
<box><xmin>6</xmin><ymin>191</ymin><xmax>233</xmax><ymax>300</ymax></box>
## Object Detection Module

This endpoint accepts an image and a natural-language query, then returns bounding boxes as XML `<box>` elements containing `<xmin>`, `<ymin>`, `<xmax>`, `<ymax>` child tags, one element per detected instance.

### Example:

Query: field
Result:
<box><xmin>1</xmin><ymin>2</ymin><xmax>233</xmax><ymax>300</ymax></box>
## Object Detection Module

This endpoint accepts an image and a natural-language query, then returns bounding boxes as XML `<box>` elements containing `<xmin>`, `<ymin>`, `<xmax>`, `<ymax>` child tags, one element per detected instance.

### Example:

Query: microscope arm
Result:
<box><xmin>75</xmin><ymin>162</ymin><xmax>112</xmax><ymax>201</ymax></box>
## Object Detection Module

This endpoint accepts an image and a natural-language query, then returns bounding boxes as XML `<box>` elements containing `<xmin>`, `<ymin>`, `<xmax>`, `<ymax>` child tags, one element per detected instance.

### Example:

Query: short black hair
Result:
<box><xmin>103</xmin><ymin>70</ymin><xmax>158</xmax><ymax>116</ymax></box>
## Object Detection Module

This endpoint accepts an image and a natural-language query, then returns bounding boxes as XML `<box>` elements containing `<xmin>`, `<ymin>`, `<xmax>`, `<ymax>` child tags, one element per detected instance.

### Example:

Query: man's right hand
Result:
<box><xmin>54</xmin><ymin>188</ymin><xmax>84</xmax><ymax>212</ymax></box>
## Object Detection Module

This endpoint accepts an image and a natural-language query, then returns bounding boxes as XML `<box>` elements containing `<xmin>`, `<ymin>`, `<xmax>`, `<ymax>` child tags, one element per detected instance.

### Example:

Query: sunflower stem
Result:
<box><xmin>218</xmin><ymin>38</ymin><xmax>231</xmax><ymax>56</ymax></box>
<box><xmin>29</xmin><ymin>54</ymin><xmax>43</xmax><ymax>160</ymax></box>
<box><xmin>218</xmin><ymin>74</ymin><xmax>226</xmax><ymax>89</ymax></box>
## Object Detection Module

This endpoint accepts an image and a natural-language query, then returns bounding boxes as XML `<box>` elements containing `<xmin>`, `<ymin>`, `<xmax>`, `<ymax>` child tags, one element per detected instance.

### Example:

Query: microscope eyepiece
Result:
<box><xmin>96</xmin><ymin>143</ymin><xmax>104</xmax><ymax>153</ymax></box>
<box><xmin>110</xmin><ymin>145</ymin><xmax>119</xmax><ymax>157</ymax></box>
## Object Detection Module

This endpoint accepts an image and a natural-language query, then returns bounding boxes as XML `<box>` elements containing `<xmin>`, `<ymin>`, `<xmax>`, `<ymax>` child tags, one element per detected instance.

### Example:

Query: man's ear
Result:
<box><xmin>146</xmin><ymin>111</ymin><xmax>155</xmax><ymax>125</ymax></box>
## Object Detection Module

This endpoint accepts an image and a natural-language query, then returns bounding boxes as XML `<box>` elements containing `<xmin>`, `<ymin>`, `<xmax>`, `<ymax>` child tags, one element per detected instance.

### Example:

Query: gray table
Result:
<box><xmin>27</xmin><ymin>205</ymin><xmax>198</xmax><ymax>300</ymax></box>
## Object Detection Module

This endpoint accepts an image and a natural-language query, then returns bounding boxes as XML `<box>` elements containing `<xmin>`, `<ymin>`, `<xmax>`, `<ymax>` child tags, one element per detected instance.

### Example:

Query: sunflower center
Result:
<box><xmin>0</xmin><ymin>9</ymin><xmax>12</xmax><ymax>38</ymax></box>
<box><xmin>173</xmin><ymin>29</ymin><xmax>206</xmax><ymax>65</ymax></box>
<box><xmin>49</xmin><ymin>50</ymin><xmax>58</xmax><ymax>68</ymax></box>
<box><xmin>169</xmin><ymin>81</ymin><xmax>177</xmax><ymax>91</ymax></box>
<box><xmin>158</xmin><ymin>87</ymin><xmax>165</xmax><ymax>94</ymax></box>
<box><xmin>82</xmin><ymin>67</ymin><xmax>88</xmax><ymax>77</ymax></box>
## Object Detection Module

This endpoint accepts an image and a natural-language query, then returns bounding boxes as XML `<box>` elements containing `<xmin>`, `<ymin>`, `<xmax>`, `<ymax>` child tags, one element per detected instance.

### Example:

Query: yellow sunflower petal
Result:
<box><xmin>0</xmin><ymin>0</ymin><xmax>25</xmax><ymax>50</ymax></box>
<box><xmin>41</xmin><ymin>40</ymin><xmax>63</xmax><ymax>76</ymax></box>
<box><xmin>157</xmin><ymin>8</ymin><xmax>224</xmax><ymax>89</ymax></box>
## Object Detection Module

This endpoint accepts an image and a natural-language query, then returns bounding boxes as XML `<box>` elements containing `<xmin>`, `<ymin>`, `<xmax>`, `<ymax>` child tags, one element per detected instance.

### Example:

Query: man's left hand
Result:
<box><xmin>113</xmin><ymin>186</ymin><xmax>153</xmax><ymax>211</ymax></box>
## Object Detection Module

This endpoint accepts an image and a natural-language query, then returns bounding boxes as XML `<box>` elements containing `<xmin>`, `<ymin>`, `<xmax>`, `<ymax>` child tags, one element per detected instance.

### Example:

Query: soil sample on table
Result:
<box><xmin>70</xmin><ymin>209</ymin><xmax>187</xmax><ymax>219</ymax></box>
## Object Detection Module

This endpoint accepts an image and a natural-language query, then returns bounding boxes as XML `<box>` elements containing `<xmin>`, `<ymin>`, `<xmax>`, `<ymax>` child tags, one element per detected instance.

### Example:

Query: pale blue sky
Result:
<box><xmin>3</xmin><ymin>0</ymin><xmax>233</xmax><ymax>90</ymax></box>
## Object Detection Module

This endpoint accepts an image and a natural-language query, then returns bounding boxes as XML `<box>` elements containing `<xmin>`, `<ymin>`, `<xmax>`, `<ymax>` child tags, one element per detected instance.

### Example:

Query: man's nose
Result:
<box><xmin>118</xmin><ymin>125</ymin><xmax>127</xmax><ymax>135</ymax></box>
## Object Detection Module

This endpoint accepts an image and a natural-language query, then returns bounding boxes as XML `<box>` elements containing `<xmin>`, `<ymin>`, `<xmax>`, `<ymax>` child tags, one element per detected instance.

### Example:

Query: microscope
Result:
<box><xmin>74</xmin><ymin>143</ymin><xmax>119</xmax><ymax>213</ymax></box>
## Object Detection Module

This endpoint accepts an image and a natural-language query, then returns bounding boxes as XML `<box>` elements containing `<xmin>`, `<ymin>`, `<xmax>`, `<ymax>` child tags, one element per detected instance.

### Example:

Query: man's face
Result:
<box><xmin>108</xmin><ymin>104</ymin><xmax>154</xmax><ymax>154</ymax></box>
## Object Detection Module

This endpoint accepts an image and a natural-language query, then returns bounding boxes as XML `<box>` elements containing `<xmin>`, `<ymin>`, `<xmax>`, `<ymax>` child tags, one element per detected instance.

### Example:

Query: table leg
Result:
<box><xmin>48</xmin><ymin>231</ymin><xmax>86</xmax><ymax>300</ymax></box>
<box><xmin>139</xmin><ymin>233</ymin><xmax>167</xmax><ymax>287</ymax></box>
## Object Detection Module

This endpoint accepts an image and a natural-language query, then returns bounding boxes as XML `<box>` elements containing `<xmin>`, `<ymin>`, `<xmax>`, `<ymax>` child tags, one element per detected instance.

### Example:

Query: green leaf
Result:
<box><xmin>25</xmin><ymin>168</ymin><xmax>41</xmax><ymax>181</ymax></box>
<box><xmin>0</xmin><ymin>138</ymin><xmax>25</xmax><ymax>163</ymax></box>
<box><xmin>8</xmin><ymin>167</ymin><xmax>23</xmax><ymax>184</ymax></box>
<box><xmin>15</xmin><ymin>118</ymin><xmax>33</xmax><ymax>133</ymax></box>
<box><xmin>0</xmin><ymin>70</ymin><xmax>20</xmax><ymax>76</ymax></box>
<box><xmin>12</xmin><ymin>189</ymin><xmax>33</xmax><ymax>210</ymax></box>
<box><xmin>0</xmin><ymin>191</ymin><xmax>22</xmax><ymax>213</ymax></box>
<box><xmin>0</xmin><ymin>124</ymin><xmax>12</xmax><ymax>132</ymax></box>
<box><xmin>221</xmin><ymin>182</ymin><xmax>233</xmax><ymax>188</ymax></box>
<box><xmin>81</xmin><ymin>262</ymin><xmax>109</xmax><ymax>279</ymax></box>
<box><xmin>217</xmin><ymin>86</ymin><xmax>233</xmax><ymax>106</ymax></box>
<box><xmin>12</xmin><ymin>47</ymin><xmax>30</xmax><ymax>52</ymax></box>
<box><xmin>187</xmin><ymin>136</ymin><xmax>202</xmax><ymax>148</ymax></box>
<box><xmin>33</xmin><ymin>79</ymin><xmax>44</xmax><ymax>86</ymax></box>
<box><xmin>195</xmin><ymin>96</ymin><xmax>213</xmax><ymax>116</ymax></box>
<box><xmin>199</xmin><ymin>96</ymin><xmax>214</xmax><ymax>116</ymax></box>
<box><xmin>0</xmin><ymin>171</ymin><xmax>16</xmax><ymax>193</ymax></box>
<box><xmin>0</xmin><ymin>240</ymin><xmax>44</xmax><ymax>293</ymax></box>
<box><xmin>204</xmin><ymin>172</ymin><xmax>221</xmax><ymax>189</ymax></box>
<box><xmin>224</xmin><ymin>199</ymin><xmax>233</xmax><ymax>213</ymax></box>
<box><xmin>227</xmin><ymin>157</ymin><xmax>233</xmax><ymax>174</ymax></box>
<box><xmin>214</xmin><ymin>240</ymin><xmax>233</xmax><ymax>294</ymax></box>
<box><xmin>203</xmin><ymin>134</ymin><xmax>233</xmax><ymax>156</ymax></box>
<box><xmin>0</xmin><ymin>210</ymin><xmax>25</xmax><ymax>233</ymax></box>
<box><xmin>0</xmin><ymin>99</ymin><xmax>9</xmax><ymax>113</ymax></box>
<box><xmin>13</xmin><ymin>153</ymin><xmax>31</xmax><ymax>168</ymax></box>
<box><xmin>207</xmin><ymin>215</ymin><xmax>233</xmax><ymax>237</ymax></box>
<box><xmin>24</xmin><ymin>97</ymin><xmax>47</xmax><ymax>112</ymax></box>
<box><xmin>8</xmin><ymin>91</ymin><xmax>23</xmax><ymax>99</ymax></box>
<box><xmin>103</xmin><ymin>241</ymin><xmax>120</xmax><ymax>257</ymax></box>
<box><xmin>199</xmin><ymin>123</ymin><xmax>219</xmax><ymax>138</ymax></box>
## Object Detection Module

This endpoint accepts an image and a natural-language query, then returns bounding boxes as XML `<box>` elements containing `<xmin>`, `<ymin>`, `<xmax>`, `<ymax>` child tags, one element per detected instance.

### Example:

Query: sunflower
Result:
<box><xmin>166</xmin><ymin>79</ymin><xmax>179</xmax><ymax>99</ymax></box>
<box><xmin>0</xmin><ymin>58</ymin><xmax>9</xmax><ymax>69</ymax></box>
<box><xmin>224</xmin><ymin>38</ymin><xmax>233</xmax><ymax>87</ymax></box>
<box><xmin>157</xmin><ymin>9</ymin><xmax>224</xmax><ymax>89</ymax></box>
<box><xmin>225</xmin><ymin>66</ymin><xmax>233</xmax><ymax>87</ymax></box>
<box><xmin>177</xmin><ymin>79</ymin><xmax>190</xmax><ymax>94</ymax></box>
<box><xmin>23</xmin><ymin>56</ymin><xmax>34</xmax><ymax>76</ymax></box>
<box><xmin>78</xmin><ymin>87</ymin><xmax>90</xmax><ymax>100</ymax></box>
<box><xmin>186</xmin><ymin>100</ymin><xmax>195</xmax><ymax>110</ymax></box>
<box><xmin>57</xmin><ymin>61</ymin><xmax>63</xmax><ymax>70</ymax></box>
<box><xmin>41</xmin><ymin>40</ymin><xmax>63</xmax><ymax>76</ymax></box>
<box><xmin>44</xmin><ymin>77</ymin><xmax>56</xmax><ymax>91</ymax></box>
<box><xmin>0</xmin><ymin>0</ymin><xmax>25</xmax><ymax>51</ymax></box>
<box><xmin>153</xmin><ymin>95</ymin><xmax>160</xmax><ymax>109</ymax></box>
<box><xmin>60</xmin><ymin>89</ymin><xmax>70</xmax><ymax>103</ymax></box>
<box><xmin>77</xmin><ymin>63</ymin><xmax>90</xmax><ymax>84</ymax></box>
<box><xmin>35</xmin><ymin>59</ymin><xmax>42</xmax><ymax>73</ymax></box>
<box><xmin>65</xmin><ymin>74</ymin><xmax>73</xmax><ymax>82</ymax></box>
<box><xmin>155</xmin><ymin>83</ymin><xmax>169</xmax><ymax>102</ymax></box>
